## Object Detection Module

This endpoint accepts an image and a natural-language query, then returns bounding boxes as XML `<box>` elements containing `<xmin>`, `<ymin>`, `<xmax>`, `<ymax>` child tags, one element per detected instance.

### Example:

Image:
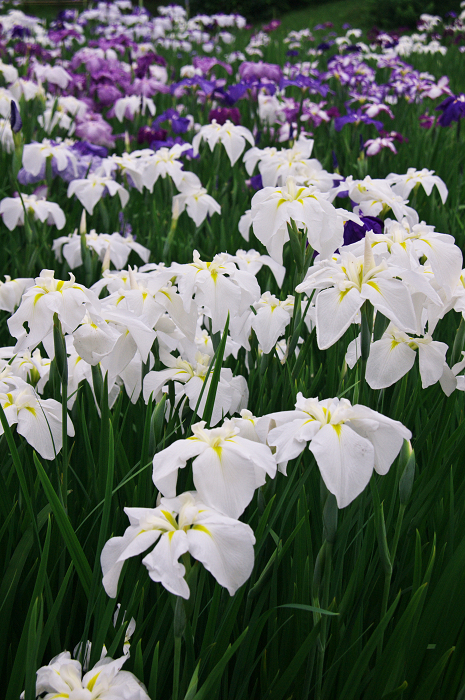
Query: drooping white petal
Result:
<box><xmin>142</xmin><ymin>530</ymin><xmax>190</xmax><ymax>599</ymax></box>
<box><xmin>101</xmin><ymin>528</ymin><xmax>161</xmax><ymax>598</ymax></box>
<box><xmin>187</xmin><ymin>514</ymin><xmax>255</xmax><ymax>596</ymax></box>
<box><xmin>192</xmin><ymin>443</ymin><xmax>262</xmax><ymax>518</ymax></box>
<box><xmin>251</xmin><ymin>303</ymin><xmax>291</xmax><ymax>354</ymax></box>
<box><xmin>417</xmin><ymin>340</ymin><xmax>448</xmax><ymax>388</ymax></box>
<box><xmin>267</xmin><ymin>416</ymin><xmax>321</xmax><ymax>463</ymax></box>
<box><xmin>316</xmin><ymin>286</ymin><xmax>363</xmax><ymax>350</ymax></box>
<box><xmin>348</xmin><ymin>407</ymin><xmax>411</xmax><ymax>475</ymax></box>
<box><xmin>361</xmin><ymin>277</ymin><xmax>418</xmax><ymax>333</ymax></box>
<box><xmin>152</xmin><ymin>440</ymin><xmax>206</xmax><ymax>497</ymax></box>
<box><xmin>365</xmin><ymin>337</ymin><xmax>416</xmax><ymax>389</ymax></box>
<box><xmin>309</xmin><ymin>423</ymin><xmax>375</xmax><ymax>508</ymax></box>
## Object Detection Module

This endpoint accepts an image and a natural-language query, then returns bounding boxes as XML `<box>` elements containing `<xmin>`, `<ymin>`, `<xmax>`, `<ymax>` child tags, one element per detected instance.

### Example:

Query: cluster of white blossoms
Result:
<box><xmin>24</xmin><ymin>652</ymin><xmax>149</xmax><ymax>700</ymax></box>
<box><xmin>101</xmin><ymin>383</ymin><xmax>411</xmax><ymax>597</ymax></box>
<box><xmin>239</xmin><ymin>150</ymin><xmax>465</xmax><ymax>396</ymax></box>
<box><xmin>193</xmin><ymin>120</ymin><xmax>255</xmax><ymax>166</ymax></box>
<box><xmin>244</xmin><ymin>136</ymin><xmax>338</xmax><ymax>189</ymax></box>
<box><xmin>0</xmin><ymin>140</ymin><xmax>222</xmax><ymax>230</ymax></box>
<box><xmin>53</xmin><ymin>230</ymin><xmax>151</xmax><ymax>271</ymax></box>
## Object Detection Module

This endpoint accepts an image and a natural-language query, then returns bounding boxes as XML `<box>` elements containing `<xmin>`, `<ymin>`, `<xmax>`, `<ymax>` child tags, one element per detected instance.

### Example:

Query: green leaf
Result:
<box><xmin>201</xmin><ymin>313</ymin><xmax>230</xmax><ymax>428</ymax></box>
<box><xmin>413</xmin><ymin>647</ymin><xmax>455</xmax><ymax>700</ymax></box>
<box><xmin>6</xmin><ymin>517</ymin><xmax>51</xmax><ymax>700</ymax></box>
<box><xmin>148</xmin><ymin>642</ymin><xmax>160</xmax><ymax>699</ymax></box>
<box><xmin>33</xmin><ymin>452</ymin><xmax>92</xmax><ymax>597</ymax></box>
<box><xmin>183</xmin><ymin>663</ymin><xmax>200</xmax><ymax>700</ymax></box>
<box><xmin>381</xmin><ymin>682</ymin><xmax>408</xmax><ymax>698</ymax></box>
<box><xmin>192</xmin><ymin>627</ymin><xmax>248</xmax><ymax>700</ymax></box>
<box><xmin>277</xmin><ymin>603</ymin><xmax>338</xmax><ymax>616</ymax></box>
<box><xmin>266</xmin><ymin>619</ymin><xmax>322</xmax><ymax>700</ymax></box>
<box><xmin>338</xmin><ymin>591</ymin><xmax>401</xmax><ymax>700</ymax></box>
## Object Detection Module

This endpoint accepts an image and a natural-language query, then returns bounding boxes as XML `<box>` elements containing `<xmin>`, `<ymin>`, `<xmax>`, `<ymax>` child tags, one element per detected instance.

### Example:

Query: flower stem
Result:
<box><xmin>360</xmin><ymin>301</ymin><xmax>374</xmax><ymax>404</ymax></box>
<box><xmin>315</xmin><ymin>541</ymin><xmax>332</xmax><ymax>700</ymax></box>
<box><xmin>173</xmin><ymin>634</ymin><xmax>182</xmax><ymax>700</ymax></box>
<box><xmin>451</xmin><ymin>316</ymin><xmax>465</xmax><ymax>367</ymax></box>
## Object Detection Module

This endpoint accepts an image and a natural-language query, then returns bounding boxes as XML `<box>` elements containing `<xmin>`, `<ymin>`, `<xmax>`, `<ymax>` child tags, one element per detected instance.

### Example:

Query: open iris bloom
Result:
<box><xmin>28</xmin><ymin>651</ymin><xmax>149</xmax><ymax>700</ymax></box>
<box><xmin>192</xmin><ymin>119</ymin><xmax>254</xmax><ymax>166</ymax></box>
<box><xmin>266</xmin><ymin>393</ymin><xmax>411</xmax><ymax>508</ymax></box>
<box><xmin>0</xmin><ymin>194</ymin><xmax>66</xmax><ymax>231</ymax></box>
<box><xmin>8</xmin><ymin>270</ymin><xmax>100</xmax><ymax>353</ymax></box>
<box><xmin>67</xmin><ymin>172</ymin><xmax>129</xmax><ymax>215</ymax></box>
<box><xmin>101</xmin><ymin>491</ymin><xmax>255</xmax><ymax>599</ymax></box>
<box><xmin>364</xmin><ymin>324</ymin><xmax>456</xmax><ymax>394</ymax></box>
<box><xmin>296</xmin><ymin>234</ymin><xmax>421</xmax><ymax>350</ymax></box>
<box><xmin>249</xmin><ymin>176</ymin><xmax>361</xmax><ymax>264</ymax></box>
<box><xmin>152</xmin><ymin>420</ymin><xmax>277</xmax><ymax>518</ymax></box>
<box><xmin>0</xmin><ymin>380</ymin><xmax>74</xmax><ymax>460</ymax></box>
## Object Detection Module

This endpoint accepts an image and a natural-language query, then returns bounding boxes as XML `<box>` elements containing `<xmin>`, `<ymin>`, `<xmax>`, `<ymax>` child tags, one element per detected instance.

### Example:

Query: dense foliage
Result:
<box><xmin>1</xmin><ymin>3</ymin><xmax>465</xmax><ymax>699</ymax></box>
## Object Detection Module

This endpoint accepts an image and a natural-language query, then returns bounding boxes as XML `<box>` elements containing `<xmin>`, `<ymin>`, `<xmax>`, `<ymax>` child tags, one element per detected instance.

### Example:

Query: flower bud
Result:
<box><xmin>399</xmin><ymin>441</ymin><xmax>415</xmax><ymax>506</ymax></box>
<box><xmin>53</xmin><ymin>313</ymin><xmax>68</xmax><ymax>384</ymax></box>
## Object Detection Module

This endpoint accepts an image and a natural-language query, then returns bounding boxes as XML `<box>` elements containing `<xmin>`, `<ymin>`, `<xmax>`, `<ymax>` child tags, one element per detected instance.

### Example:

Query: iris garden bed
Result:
<box><xmin>1</xmin><ymin>3</ymin><xmax>465</xmax><ymax>698</ymax></box>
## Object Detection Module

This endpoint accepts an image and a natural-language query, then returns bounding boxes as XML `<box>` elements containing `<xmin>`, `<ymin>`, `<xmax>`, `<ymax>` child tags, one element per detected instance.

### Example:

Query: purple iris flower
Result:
<box><xmin>152</xmin><ymin>109</ymin><xmax>190</xmax><ymax>134</ymax></box>
<box><xmin>286</xmin><ymin>49</ymin><xmax>299</xmax><ymax>57</ymax></box>
<box><xmin>193</xmin><ymin>56</ymin><xmax>232</xmax><ymax>75</ymax></box>
<box><xmin>239</xmin><ymin>61</ymin><xmax>282</xmax><ymax>83</ymax></box>
<box><xmin>226</xmin><ymin>83</ymin><xmax>249</xmax><ymax>104</ymax></box>
<box><xmin>172</xmin><ymin>117</ymin><xmax>190</xmax><ymax>134</ymax></box>
<box><xmin>249</xmin><ymin>174</ymin><xmax>263</xmax><ymax>190</ymax></box>
<box><xmin>334</xmin><ymin>110</ymin><xmax>383</xmax><ymax>132</ymax></box>
<box><xmin>343</xmin><ymin>44</ymin><xmax>362</xmax><ymax>54</ymax></box>
<box><xmin>131</xmin><ymin>78</ymin><xmax>170</xmax><ymax>97</ymax></box>
<box><xmin>419</xmin><ymin>113</ymin><xmax>435</xmax><ymax>129</ymax></box>
<box><xmin>11</xmin><ymin>25</ymin><xmax>30</xmax><ymax>39</ymax></box>
<box><xmin>72</xmin><ymin>141</ymin><xmax>108</xmax><ymax>158</ymax></box>
<box><xmin>171</xmin><ymin>77</ymin><xmax>216</xmax><ymax>97</ymax></box>
<box><xmin>327</xmin><ymin>106</ymin><xmax>340</xmax><ymax>119</ymax></box>
<box><xmin>208</xmin><ymin>107</ymin><xmax>241</xmax><ymax>125</ymax></box>
<box><xmin>135</xmin><ymin>53</ymin><xmax>157</xmax><ymax>79</ymax></box>
<box><xmin>280</xmin><ymin>75</ymin><xmax>330</xmax><ymax>96</ymax></box>
<box><xmin>9</xmin><ymin>101</ymin><xmax>22</xmax><ymax>133</ymax></box>
<box><xmin>436</xmin><ymin>94</ymin><xmax>465</xmax><ymax>126</ymax></box>
<box><xmin>18</xmin><ymin>166</ymin><xmax>46</xmax><ymax>186</ymax></box>
<box><xmin>343</xmin><ymin>216</ymin><xmax>383</xmax><ymax>246</ymax></box>
<box><xmin>150</xmin><ymin>136</ymin><xmax>193</xmax><ymax>157</ymax></box>
<box><xmin>75</xmin><ymin>113</ymin><xmax>115</xmax><ymax>148</ymax></box>
<box><xmin>263</xmin><ymin>19</ymin><xmax>281</xmax><ymax>32</ymax></box>
<box><xmin>96</xmin><ymin>84</ymin><xmax>122</xmax><ymax>106</ymax></box>
<box><xmin>14</xmin><ymin>42</ymin><xmax>52</xmax><ymax>61</ymax></box>
<box><xmin>153</xmin><ymin>108</ymin><xmax>177</xmax><ymax>128</ymax></box>
<box><xmin>56</xmin><ymin>9</ymin><xmax>77</xmax><ymax>21</ymax></box>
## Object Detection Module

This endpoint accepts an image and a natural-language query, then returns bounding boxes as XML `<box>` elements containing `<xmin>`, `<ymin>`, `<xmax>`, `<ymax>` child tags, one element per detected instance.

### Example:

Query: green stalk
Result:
<box><xmin>451</xmin><ymin>316</ymin><xmax>465</xmax><ymax>367</ymax></box>
<box><xmin>163</xmin><ymin>214</ymin><xmax>179</xmax><ymax>260</ymax></box>
<box><xmin>360</xmin><ymin>301</ymin><xmax>374</xmax><ymax>405</ymax></box>
<box><xmin>315</xmin><ymin>541</ymin><xmax>332</xmax><ymax>700</ymax></box>
<box><xmin>53</xmin><ymin>314</ymin><xmax>69</xmax><ymax>508</ymax></box>
<box><xmin>173</xmin><ymin>635</ymin><xmax>182</xmax><ymax>700</ymax></box>
<box><xmin>390</xmin><ymin>502</ymin><xmax>406</xmax><ymax>565</ymax></box>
